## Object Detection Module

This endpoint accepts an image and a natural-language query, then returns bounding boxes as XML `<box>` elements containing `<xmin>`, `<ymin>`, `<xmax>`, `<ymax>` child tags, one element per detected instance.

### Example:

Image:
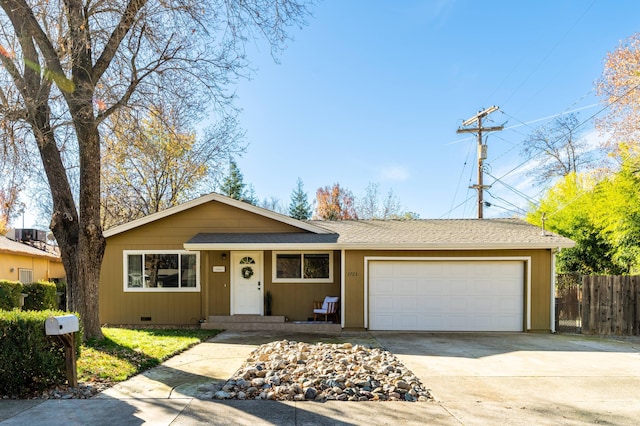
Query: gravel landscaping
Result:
<box><xmin>214</xmin><ymin>340</ymin><xmax>432</xmax><ymax>402</ymax></box>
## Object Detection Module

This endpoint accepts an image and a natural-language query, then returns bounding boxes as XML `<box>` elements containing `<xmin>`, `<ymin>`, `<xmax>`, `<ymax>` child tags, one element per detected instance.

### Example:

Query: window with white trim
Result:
<box><xmin>272</xmin><ymin>251</ymin><xmax>332</xmax><ymax>283</ymax></box>
<box><xmin>18</xmin><ymin>268</ymin><xmax>33</xmax><ymax>284</ymax></box>
<box><xmin>123</xmin><ymin>250</ymin><xmax>200</xmax><ymax>292</ymax></box>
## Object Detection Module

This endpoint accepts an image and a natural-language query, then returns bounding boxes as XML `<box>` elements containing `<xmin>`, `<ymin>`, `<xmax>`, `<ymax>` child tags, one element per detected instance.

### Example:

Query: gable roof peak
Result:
<box><xmin>103</xmin><ymin>192</ymin><xmax>332</xmax><ymax>238</ymax></box>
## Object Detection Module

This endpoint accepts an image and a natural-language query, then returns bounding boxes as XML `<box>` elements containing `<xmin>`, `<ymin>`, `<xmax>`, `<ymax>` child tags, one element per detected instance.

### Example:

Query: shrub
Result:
<box><xmin>0</xmin><ymin>310</ymin><xmax>81</xmax><ymax>396</ymax></box>
<box><xmin>55</xmin><ymin>280</ymin><xmax>67</xmax><ymax>310</ymax></box>
<box><xmin>22</xmin><ymin>281</ymin><xmax>57</xmax><ymax>311</ymax></box>
<box><xmin>0</xmin><ymin>280</ymin><xmax>22</xmax><ymax>310</ymax></box>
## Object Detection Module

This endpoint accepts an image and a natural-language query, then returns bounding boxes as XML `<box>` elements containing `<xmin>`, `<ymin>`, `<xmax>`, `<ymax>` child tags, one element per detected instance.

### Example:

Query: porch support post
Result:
<box><xmin>340</xmin><ymin>249</ymin><xmax>345</xmax><ymax>328</ymax></box>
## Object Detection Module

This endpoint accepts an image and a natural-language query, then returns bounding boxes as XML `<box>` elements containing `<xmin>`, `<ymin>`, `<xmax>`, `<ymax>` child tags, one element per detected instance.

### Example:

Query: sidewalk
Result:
<box><xmin>7</xmin><ymin>331</ymin><xmax>633</xmax><ymax>425</ymax></box>
<box><xmin>0</xmin><ymin>331</ymin><xmax>452</xmax><ymax>425</ymax></box>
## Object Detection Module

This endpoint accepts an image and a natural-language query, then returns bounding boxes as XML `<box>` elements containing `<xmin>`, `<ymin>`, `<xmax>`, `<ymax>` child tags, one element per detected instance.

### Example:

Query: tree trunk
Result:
<box><xmin>30</xmin><ymin>105</ymin><xmax>79</xmax><ymax>305</ymax></box>
<box><xmin>31</xmin><ymin>99</ymin><xmax>105</xmax><ymax>340</ymax></box>
<box><xmin>72</xmin><ymin>103</ymin><xmax>106</xmax><ymax>340</ymax></box>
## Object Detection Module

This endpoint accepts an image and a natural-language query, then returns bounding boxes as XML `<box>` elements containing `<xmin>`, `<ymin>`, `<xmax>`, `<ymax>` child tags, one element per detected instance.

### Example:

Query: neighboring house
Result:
<box><xmin>100</xmin><ymin>193</ymin><xmax>574</xmax><ymax>332</ymax></box>
<box><xmin>0</xmin><ymin>234</ymin><xmax>65</xmax><ymax>283</ymax></box>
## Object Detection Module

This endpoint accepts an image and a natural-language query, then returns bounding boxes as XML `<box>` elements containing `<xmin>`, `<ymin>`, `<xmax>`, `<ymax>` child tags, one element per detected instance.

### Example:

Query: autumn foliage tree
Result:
<box><xmin>101</xmin><ymin>106</ymin><xmax>243</xmax><ymax>228</ymax></box>
<box><xmin>0</xmin><ymin>121</ymin><xmax>28</xmax><ymax>235</ymax></box>
<box><xmin>525</xmin><ymin>33</ymin><xmax>640</xmax><ymax>274</ymax></box>
<box><xmin>0</xmin><ymin>0</ymin><xmax>310</xmax><ymax>339</ymax></box>
<box><xmin>596</xmin><ymin>33</ymin><xmax>640</xmax><ymax>157</ymax></box>
<box><xmin>314</xmin><ymin>183</ymin><xmax>358</xmax><ymax>220</ymax></box>
<box><xmin>0</xmin><ymin>162</ymin><xmax>24</xmax><ymax>235</ymax></box>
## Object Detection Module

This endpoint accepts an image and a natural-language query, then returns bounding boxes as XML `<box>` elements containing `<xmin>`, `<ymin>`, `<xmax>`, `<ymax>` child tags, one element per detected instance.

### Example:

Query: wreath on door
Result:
<box><xmin>241</xmin><ymin>266</ymin><xmax>254</xmax><ymax>279</ymax></box>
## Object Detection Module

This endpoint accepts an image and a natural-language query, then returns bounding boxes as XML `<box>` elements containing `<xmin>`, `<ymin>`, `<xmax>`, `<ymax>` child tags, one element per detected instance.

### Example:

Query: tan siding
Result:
<box><xmin>100</xmin><ymin>200</ymin><xmax>308</xmax><ymax>325</ymax></box>
<box><xmin>530</xmin><ymin>250</ymin><xmax>552</xmax><ymax>331</ymax></box>
<box><xmin>100</xmin><ymin>200</ymin><xmax>555</xmax><ymax>330</ymax></box>
<box><xmin>342</xmin><ymin>249</ymin><xmax>553</xmax><ymax>332</ymax></box>
<box><xmin>344</xmin><ymin>252</ymin><xmax>365</xmax><ymax>328</ymax></box>
<box><xmin>264</xmin><ymin>251</ymin><xmax>341</xmax><ymax>322</ymax></box>
<box><xmin>106</xmin><ymin>202</ymin><xmax>303</xmax><ymax>247</ymax></box>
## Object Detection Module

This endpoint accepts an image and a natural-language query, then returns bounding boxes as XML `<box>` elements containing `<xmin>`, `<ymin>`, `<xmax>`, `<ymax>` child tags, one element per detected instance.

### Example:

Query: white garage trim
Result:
<box><xmin>364</xmin><ymin>256</ymin><xmax>532</xmax><ymax>331</ymax></box>
<box><xmin>550</xmin><ymin>250</ymin><xmax>557</xmax><ymax>333</ymax></box>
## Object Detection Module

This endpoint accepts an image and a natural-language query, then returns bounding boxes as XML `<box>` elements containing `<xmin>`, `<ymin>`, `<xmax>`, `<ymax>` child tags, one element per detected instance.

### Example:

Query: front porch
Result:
<box><xmin>201</xmin><ymin>315</ymin><xmax>341</xmax><ymax>333</ymax></box>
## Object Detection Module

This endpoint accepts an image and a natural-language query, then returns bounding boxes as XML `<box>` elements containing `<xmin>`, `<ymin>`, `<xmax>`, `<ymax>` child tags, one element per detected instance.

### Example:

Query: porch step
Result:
<box><xmin>201</xmin><ymin>316</ymin><xmax>341</xmax><ymax>333</ymax></box>
<box><xmin>207</xmin><ymin>315</ymin><xmax>286</xmax><ymax>323</ymax></box>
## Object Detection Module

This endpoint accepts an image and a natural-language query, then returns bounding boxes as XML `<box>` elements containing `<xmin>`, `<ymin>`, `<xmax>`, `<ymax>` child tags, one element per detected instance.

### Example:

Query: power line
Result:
<box><xmin>500</xmin><ymin>0</ymin><xmax>596</xmax><ymax>107</ymax></box>
<box><xmin>439</xmin><ymin>195</ymin><xmax>476</xmax><ymax>219</ymax></box>
<box><xmin>499</xmin><ymin>103</ymin><xmax>598</xmax><ymax>133</ymax></box>
<box><xmin>447</xmin><ymin>139</ymin><xmax>475</xmax><ymax>219</ymax></box>
<box><xmin>483</xmin><ymin>198</ymin><xmax>528</xmax><ymax>217</ymax></box>
<box><xmin>444</xmin><ymin>102</ymin><xmax>599</xmax><ymax>146</ymax></box>
<box><xmin>485</xmin><ymin>171</ymin><xmax>538</xmax><ymax>205</ymax></box>
<box><xmin>456</xmin><ymin>106</ymin><xmax>503</xmax><ymax>218</ymax></box>
<box><xmin>488</xmin><ymin>84</ymin><xmax>639</xmax><ymax>184</ymax></box>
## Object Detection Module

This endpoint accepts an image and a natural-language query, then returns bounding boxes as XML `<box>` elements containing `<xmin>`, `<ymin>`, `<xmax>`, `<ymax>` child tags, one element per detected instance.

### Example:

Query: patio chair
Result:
<box><xmin>313</xmin><ymin>296</ymin><xmax>340</xmax><ymax>322</ymax></box>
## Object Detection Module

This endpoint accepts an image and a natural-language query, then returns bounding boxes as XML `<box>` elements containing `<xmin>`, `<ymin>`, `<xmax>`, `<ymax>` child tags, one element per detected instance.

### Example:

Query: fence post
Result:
<box><xmin>631</xmin><ymin>276</ymin><xmax>640</xmax><ymax>336</ymax></box>
<box><xmin>612</xmin><ymin>276</ymin><xmax>620</xmax><ymax>335</ymax></box>
<box><xmin>622</xmin><ymin>276</ymin><xmax>632</xmax><ymax>335</ymax></box>
<box><xmin>582</xmin><ymin>276</ymin><xmax>591</xmax><ymax>334</ymax></box>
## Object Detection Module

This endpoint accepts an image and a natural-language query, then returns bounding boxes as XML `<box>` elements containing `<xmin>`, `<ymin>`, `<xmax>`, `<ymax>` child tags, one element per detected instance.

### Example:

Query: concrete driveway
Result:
<box><xmin>372</xmin><ymin>332</ymin><xmax>640</xmax><ymax>425</ymax></box>
<box><xmin>2</xmin><ymin>331</ymin><xmax>640</xmax><ymax>425</ymax></box>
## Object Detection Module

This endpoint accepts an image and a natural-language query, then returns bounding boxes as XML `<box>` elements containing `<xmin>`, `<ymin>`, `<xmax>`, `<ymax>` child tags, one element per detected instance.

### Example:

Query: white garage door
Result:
<box><xmin>368</xmin><ymin>260</ymin><xmax>524</xmax><ymax>331</ymax></box>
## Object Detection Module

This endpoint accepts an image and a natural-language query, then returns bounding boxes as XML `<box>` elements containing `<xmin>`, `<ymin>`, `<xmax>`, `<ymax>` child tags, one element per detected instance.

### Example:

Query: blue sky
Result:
<box><xmin>231</xmin><ymin>0</ymin><xmax>640</xmax><ymax>219</ymax></box>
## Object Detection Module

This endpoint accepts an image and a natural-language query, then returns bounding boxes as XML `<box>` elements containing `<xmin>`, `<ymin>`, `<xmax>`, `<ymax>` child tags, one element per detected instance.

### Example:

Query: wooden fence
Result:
<box><xmin>582</xmin><ymin>275</ymin><xmax>640</xmax><ymax>336</ymax></box>
<box><xmin>556</xmin><ymin>273</ymin><xmax>582</xmax><ymax>333</ymax></box>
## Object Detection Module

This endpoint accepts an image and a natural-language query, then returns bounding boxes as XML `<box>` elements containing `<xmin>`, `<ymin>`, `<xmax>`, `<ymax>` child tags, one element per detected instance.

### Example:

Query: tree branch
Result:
<box><xmin>92</xmin><ymin>0</ymin><xmax>148</xmax><ymax>83</ymax></box>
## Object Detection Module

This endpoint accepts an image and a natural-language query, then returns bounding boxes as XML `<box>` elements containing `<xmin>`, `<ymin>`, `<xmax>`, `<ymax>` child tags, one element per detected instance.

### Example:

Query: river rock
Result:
<box><xmin>215</xmin><ymin>340</ymin><xmax>432</xmax><ymax>402</ymax></box>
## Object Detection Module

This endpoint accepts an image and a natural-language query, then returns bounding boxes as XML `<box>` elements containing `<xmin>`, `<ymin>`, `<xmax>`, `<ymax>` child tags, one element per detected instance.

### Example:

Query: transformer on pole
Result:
<box><xmin>456</xmin><ymin>106</ymin><xmax>503</xmax><ymax>219</ymax></box>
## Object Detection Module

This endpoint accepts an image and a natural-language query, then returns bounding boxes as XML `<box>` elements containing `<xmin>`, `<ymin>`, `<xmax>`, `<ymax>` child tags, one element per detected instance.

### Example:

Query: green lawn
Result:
<box><xmin>78</xmin><ymin>328</ymin><xmax>220</xmax><ymax>385</ymax></box>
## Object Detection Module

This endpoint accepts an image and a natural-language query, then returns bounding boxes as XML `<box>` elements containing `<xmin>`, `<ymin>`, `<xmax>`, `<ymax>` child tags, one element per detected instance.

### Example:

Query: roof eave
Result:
<box><xmin>183</xmin><ymin>241</ymin><xmax>576</xmax><ymax>251</ymax></box>
<box><xmin>183</xmin><ymin>243</ymin><xmax>340</xmax><ymax>251</ymax></box>
<box><xmin>338</xmin><ymin>242</ymin><xmax>576</xmax><ymax>250</ymax></box>
<box><xmin>0</xmin><ymin>247</ymin><xmax>62</xmax><ymax>260</ymax></box>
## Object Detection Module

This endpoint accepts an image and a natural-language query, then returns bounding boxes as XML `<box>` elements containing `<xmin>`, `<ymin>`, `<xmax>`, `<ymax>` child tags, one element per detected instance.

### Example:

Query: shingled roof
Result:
<box><xmin>0</xmin><ymin>235</ymin><xmax>61</xmax><ymax>260</ymax></box>
<box><xmin>184</xmin><ymin>218</ymin><xmax>574</xmax><ymax>250</ymax></box>
<box><xmin>308</xmin><ymin>218</ymin><xmax>574</xmax><ymax>249</ymax></box>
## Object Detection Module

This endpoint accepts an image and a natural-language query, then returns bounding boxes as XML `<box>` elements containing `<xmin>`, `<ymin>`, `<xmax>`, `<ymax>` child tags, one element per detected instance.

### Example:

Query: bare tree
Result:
<box><xmin>522</xmin><ymin>113</ymin><xmax>593</xmax><ymax>184</ymax></box>
<box><xmin>0</xmin><ymin>0</ymin><xmax>311</xmax><ymax>339</ymax></box>
<box><xmin>260</xmin><ymin>196</ymin><xmax>286</xmax><ymax>214</ymax></box>
<box><xmin>357</xmin><ymin>182</ymin><xmax>404</xmax><ymax>219</ymax></box>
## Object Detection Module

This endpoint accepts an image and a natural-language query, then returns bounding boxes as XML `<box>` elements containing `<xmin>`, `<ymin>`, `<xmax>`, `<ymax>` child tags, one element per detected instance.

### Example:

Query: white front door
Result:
<box><xmin>231</xmin><ymin>251</ymin><xmax>263</xmax><ymax>315</ymax></box>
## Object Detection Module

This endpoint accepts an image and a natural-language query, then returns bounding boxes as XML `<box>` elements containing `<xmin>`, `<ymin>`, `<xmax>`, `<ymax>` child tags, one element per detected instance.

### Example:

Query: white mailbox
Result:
<box><xmin>45</xmin><ymin>315</ymin><xmax>79</xmax><ymax>335</ymax></box>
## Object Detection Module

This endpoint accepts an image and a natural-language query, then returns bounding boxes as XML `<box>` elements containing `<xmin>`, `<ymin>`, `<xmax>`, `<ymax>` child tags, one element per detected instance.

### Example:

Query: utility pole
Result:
<box><xmin>456</xmin><ymin>106</ymin><xmax>503</xmax><ymax>219</ymax></box>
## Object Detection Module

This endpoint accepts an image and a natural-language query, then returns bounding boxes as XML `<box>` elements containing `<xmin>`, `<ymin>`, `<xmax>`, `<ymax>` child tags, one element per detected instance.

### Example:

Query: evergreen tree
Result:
<box><xmin>221</xmin><ymin>160</ymin><xmax>246</xmax><ymax>200</ymax></box>
<box><xmin>289</xmin><ymin>178</ymin><xmax>312</xmax><ymax>220</ymax></box>
<box><xmin>243</xmin><ymin>184</ymin><xmax>259</xmax><ymax>206</ymax></box>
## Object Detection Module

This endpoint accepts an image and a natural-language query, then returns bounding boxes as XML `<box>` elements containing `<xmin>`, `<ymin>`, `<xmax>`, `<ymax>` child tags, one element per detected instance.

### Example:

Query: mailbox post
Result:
<box><xmin>45</xmin><ymin>315</ymin><xmax>80</xmax><ymax>387</ymax></box>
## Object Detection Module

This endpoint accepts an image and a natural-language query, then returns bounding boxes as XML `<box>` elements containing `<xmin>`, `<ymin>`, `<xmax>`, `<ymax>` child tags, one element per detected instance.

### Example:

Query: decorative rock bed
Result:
<box><xmin>214</xmin><ymin>340</ymin><xmax>432</xmax><ymax>402</ymax></box>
